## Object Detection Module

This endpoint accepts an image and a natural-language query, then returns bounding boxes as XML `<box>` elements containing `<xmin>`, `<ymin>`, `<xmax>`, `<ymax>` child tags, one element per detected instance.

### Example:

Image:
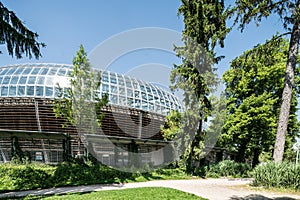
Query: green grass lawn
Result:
<box><xmin>23</xmin><ymin>187</ymin><xmax>207</xmax><ymax>200</ymax></box>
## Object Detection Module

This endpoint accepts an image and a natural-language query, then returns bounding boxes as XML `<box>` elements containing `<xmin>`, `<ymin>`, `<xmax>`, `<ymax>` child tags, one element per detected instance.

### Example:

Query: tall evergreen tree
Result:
<box><xmin>0</xmin><ymin>2</ymin><xmax>45</xmax><ymax>59</ymax></box>
<box><xmin>231</xmin><ymin>0</ymin><xmax>300</xmax><ymax>163</ymax></box>
<box><xmin>170</xmin><ymin>0</ymin><xmax>229</xmax><ymax>173</ymax></box>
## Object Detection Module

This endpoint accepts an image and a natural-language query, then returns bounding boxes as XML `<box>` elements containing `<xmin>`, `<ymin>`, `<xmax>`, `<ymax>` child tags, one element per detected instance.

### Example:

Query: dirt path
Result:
<box><xmin>0</xmin><ymin>178</ymin><xmax>299</xmax><ymax>200</ymax></box>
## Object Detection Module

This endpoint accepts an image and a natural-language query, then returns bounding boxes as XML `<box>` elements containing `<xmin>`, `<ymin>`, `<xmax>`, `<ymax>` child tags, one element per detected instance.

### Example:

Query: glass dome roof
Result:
<box><xmin>0</xmin><ymin>63</ymin><xmax>183</xmax><ymax>116</ymax></box>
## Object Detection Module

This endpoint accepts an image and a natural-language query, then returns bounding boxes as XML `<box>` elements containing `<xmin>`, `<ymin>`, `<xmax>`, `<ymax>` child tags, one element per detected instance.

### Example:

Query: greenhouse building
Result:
<box><xmin>0</xmin><ymin>63</ymin><xmax>183</xmax><ymax>167</ymax></box>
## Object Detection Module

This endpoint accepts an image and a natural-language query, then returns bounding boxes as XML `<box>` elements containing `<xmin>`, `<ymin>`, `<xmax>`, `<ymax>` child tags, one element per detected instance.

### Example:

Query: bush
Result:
<box><xmin>197</xmin><ymin>160</ymin><xmax>251</xmax><ymax>178</ymax></box>
<box><xmin>253</xmin><ymin>162</ymin><xmax>300</xmax><ymax>190</ymax></box>
<box><xmin>0</xmin><ymin>162</ymin><xmax>189</xmax><ymax>191</ymax></box>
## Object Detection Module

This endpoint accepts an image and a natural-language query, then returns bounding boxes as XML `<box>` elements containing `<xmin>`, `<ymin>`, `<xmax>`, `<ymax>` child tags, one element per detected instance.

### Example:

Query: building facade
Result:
<box><xmin>0</xmin><ymin>63</ymin><xmax>183</xmax><ymax>167</ymax></box>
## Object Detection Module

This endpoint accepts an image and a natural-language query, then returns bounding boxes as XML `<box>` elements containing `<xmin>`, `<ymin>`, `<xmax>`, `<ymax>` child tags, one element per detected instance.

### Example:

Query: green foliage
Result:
<box><xmin>170</xmin><ymin>0</ymin><xmax>228</xmax><ymax>174</ymax></box>
<box><xmin>0</xmin><ymin>2</ymin><xmax>45</xmax><ymax>58</ymax></box>
<box><xmin>253</xmin><ymin>162</ymin><xmax>300</xmax><ymax>190</ymax></box>
<box><xmin>221</xmin><ymin>39</ymin><xmax>299</xmax><ymax>165</ymax></box>
<box><xmin>230</xmin><ymin>0</ymin><xmax>300</xmax><ymax>163</ymax></box>
<box><xmin>40</xmin><ymin>187</ymin><xmax>207</xmax><ymax>200</ymax></box>
<box><xmin>53</xmin><ymin>45</ymin><xmax>108</xmax><ymax>131</ymax></box>
<box><xmin>0</xmin><ymin>163</ymin><xmax>190</xmax><ymax>192</ymax></box>
<box><xmin>206</xmin><ymin>160</ymin><xmax>251</xmax><ymax>178</ymax></box>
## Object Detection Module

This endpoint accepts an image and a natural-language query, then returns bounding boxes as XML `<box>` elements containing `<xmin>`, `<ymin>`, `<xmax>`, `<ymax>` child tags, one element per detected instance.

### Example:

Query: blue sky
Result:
<box><xmin>1</xmin><ymin>0</ymin><xmax>285</xmax><ymax>77</ymax></box>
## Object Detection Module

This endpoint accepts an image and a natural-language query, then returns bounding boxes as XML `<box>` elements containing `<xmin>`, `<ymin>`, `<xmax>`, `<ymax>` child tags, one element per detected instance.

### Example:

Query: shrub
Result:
<box><xmin>199</xmin><ymin>160</ymin><xmax>251</xmax><ymax>178</ymax></box>
<box><xmin>253</xmin><ymin>162</ymin><xmax>300</xmax><ymax>190</ymax></box>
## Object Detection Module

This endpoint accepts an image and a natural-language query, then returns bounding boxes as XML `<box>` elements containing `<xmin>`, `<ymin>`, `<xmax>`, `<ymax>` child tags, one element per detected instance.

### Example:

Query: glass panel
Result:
<box><xmin>111</xmin><ymin>85</ymin><xmax>117</xmax><ymax>93</ymax></box>
<box><xmin>18</xmin><ymin>76</ymin><xmax>27</xmax><ymax>84</ymax></box>
<box><xmin>2</xmin><ymin>76</ymin><xmax>10</xmax><ymax>84</ymax></box>
<box><xmin>17</xmin><ymin>86</ymin><xmax>25</xmax><ymax>96</ymax></box>
<box><xmin>67</xmin><ymin>70</ymin><xmax>72</xmax><ymax>76</ymax></box>
<box><xmin>48</xmin><ymin>68</ymin><xmax>58</xmax><ymax>75</ymax></box>
<box><xmin>133</xmin><ymin>82</ymin><xmax>138</xmax><ymax>89</ymax></box>
<box><xmin>111</xmin><ymin>95</ymin><xmax>118</xmax><ymax>104</ymax></box>
<box><xmin>37</xmin><ymin>76</ymin><xmax>45</xmax><ymax>85</ymax></box>
<box><xmin>102</xmin><ymin>84</ymin><xmax>109</xmax><ymax>92</ymax></box>
<box><xmin>118</xmin><ymin>75</ymin><xmax>125</xmax><ymax>85</ymax></box>
<box><xmin>102</xmin><ymin>72</ymin><xmax>108</xmax><ymax>82</ymax></box>
<box><xmin>9</xmin><ymin>86</ymin><xmax>16</xmax><ymax>96</ymax></box>
<box><xmin>28</xmin><ymin>76</ymin><xmax>36</xmax><ymax>84</ymax></box>
<box><xmin>120</xmin><ymin>97</ymin><xmax>126</xmax><ymax>105</ymax></box>
<box><xmin>0</xmin><ymin>77</ymin><xmax>3</xmax><ymax>84</ymax></box>
<box><xmin>45</xmin><ymin>87</ymin><xmax>53</xmax><ymax>97</ymax></box>
<box><xmin>23</xmin><ymin>67</ymin><xmax>32</xmax><ymax>75</ymax></box>
<box><xmin>0</xmin><ymin>68</ymin><xmax>9</xmax><ymax>75</ymax></box>
<box><xmin>127</xmin><ymin>89</ymin><xmax>133</xmax><ymax>97</ymax></box>
<box><xmin>40</xmin><ymin>68</ymin><xmax>49</xmax><ymax>75</ymax></box>
<box><xmin>26</xmin><ymin>86</ymin><xmax>34</xmax><ymax>96</ymax></box>
<box><xmin>6</xmin><ymin>68</ymin><xmax>17</xmax><ymax>75</ymax></box>
<box><xmin>146</xmin><ymin>86</ymin><xmax>151</xmax><ymax>93</ymax></box>
<box><xmin>119</xmin><ymin>87</ymin><xmax>125</xmax><ymax>95</ymax></box>
<box><xmin>10</xmin><ymin>76</ymin><xmax>19</xmax><ymax>84</ymax></box>
<box><xmin>36</xmin><ymin>86</ymin><xmax>44</xmax><ymax>96</ymax></box>
<box><xmin>110</xmin><ymin>74</ymin><xmax>117</xmax><ymax>84</ymax></box>
<box><xmin>134</xmin><ymin>99</ymin><xmax>141</xmax><ymax>108</ymax></box>
<box><xmin>127</xmin><ymin>98</ymin><xmax>133</xmax><ymax>107</ymax></box>
<box><xmin>14</xmin><ymin>67</ymin><xmax>25</xmax><ymax>75</ymax></box>
<box><xmin>1</xmin><ymin>86</ymin><xmax>8</xmax><ymax>96</ymax></box>
<box><xmin>57</xmin><ymin>68</ymin><xmax>66</xmax><ymax>76</ymax></box>
<box><xmin>45</xmin><ymin>77</ymin><xmax>53</xmax><ymax>85</ymax></box>
<box><xmin>142</xmin><ymin>92</ymin><xmax>147</xmax><ymax>100</ymax></box>
<box><xmin>140</xmin><ymin>85</ymin><xmax>146</xmax><ymax>92</ymax></box>
<box><xmin>54</xmin><ymin>87</ymin><xmax>60</xmax><ymax>97</ymax></box>
<box><xmin>142</xmin><ymin>100</ymin><xmax>148</xmax><ymax>110</ymax></box>
<box><xmin>125</xmin><ymin>78</ymin><xmax>132</xmax><ymax>87</ymax></box>
<box><xmin>31</xmin><ymin>68</ymin><xmax>41</xmax><ymax>75</ymax></box>
<box><xmin>134</xmin><ymin>90</ymin><xmax>140</xmax><ymax>98</ymax></box>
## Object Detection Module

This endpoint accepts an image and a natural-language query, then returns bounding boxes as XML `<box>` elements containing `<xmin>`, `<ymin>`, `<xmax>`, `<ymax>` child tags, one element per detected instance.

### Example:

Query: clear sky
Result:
<box><xmin>0</xmin><ymin>0</ymin><xmax>285</xmax><ymax>77</ymax></box>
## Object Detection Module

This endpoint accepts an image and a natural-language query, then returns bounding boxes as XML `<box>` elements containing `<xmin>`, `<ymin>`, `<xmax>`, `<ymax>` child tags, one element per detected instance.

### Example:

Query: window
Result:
<box><xmin>102</xmin><ymin>84</ymin><xmax>109</xmax><ymax>92</ymax></box>
<box><xmin>23</xmin><ymin>68</ymin><xmax>32</xmax><ymax>75</ymax></box>
<box><xmin>57</xmin><ymin>68</ymin><xmax>66</xmax><ymax>76</ymax></box>
<box><xmin>40</xmin><ymin>68</ymin><xmax>49</xmax><ymax>75</ymax></box>
<box><xmin>31</xmin><ymin>68</ymin><xmax>41</xmax><ymax>75</ymax></box>
<box><xmin>111</xmin><ymin>95</ymin><xmax>118</xmax><ymax>104</ymax></box>
<box><xmin>10</xmin><ymin>76</ymin><xmax>19</xmax><ymax>84</ymax></box>
<box><xmin>45</xmin><ymin>77</ymin><xmax>53</xmax><ymax>85</ymax></box>
<box><xmin>1</xmin><ymin>86</ymin><xmax>8</xmax><ymax>96</ymax></box>
<box><xmin>37</xmin><ymin>76</ymin><xmax>45</xmax><ymax>85</ymax></box>
<box><xmin>17</xmin><ymin>86</ymin><xmax>25</xmax><ymax>96</ymax></box>
<box><xmin>111</xmin><ymin>85</ymin><xmax>117</xmax><ymax>94</ymax></box>
<box><xmin>2</xmin><ymin>76</ymin><xmax>10</xmax><ymax>84</ymax></box>
<box><xmin>28</xmin><ymin>76</ymin><xmax>36</xmax><ymax>84</ymax></box>
<box><xmin>36</xmin><ymin>86</ymin><xmax>44</xmax><ymax>96</ymax></box>
<box><xmin>14</xmin><ymin>67</ymin><xmax>25</xmax><ymax>75</ymax></box>
<box><xmin>18</xmin><ymin>76</ymin><xmax>27</xmax><ymax>84</ymax></box>
<box><xmin>48</xmin><ymin>68</ymin><xmax>57</xmax><ymax>75</ymax></box>
<box><xmin>6</xmin><ymin>68</ymin><xmax>17</xmax><ymax>75</ymax></box>
<box><xmin>119</xmin><ymin>87</ymin><xmax>125</xmax><ymax>95</ymax></box>
<box><xmin>0</xmin><ymin>68</ymin><xmax>9</xmax><ymax>75</ymax></box>
<box><xmin>0</xmin><ymin>77</ymin><xmax>3</xmax><ymax>84</ymax></box>
<box><xmin>9</xmin><ymin>86</ymin><xmax>16</xmax><ymax>96</ymax></box>
<box><xmin>26</xmin><ymin>86</ymin><xmax>34</xmax><ymax>96</ymax></box>
<box><xmin>110</xmin><ymin>74</ymin><xmax>117</xmax><ymax>84</ymax></box>
<box><xmin>127</xmin><ymin>89</ymin><xmax>133</xmax><ymax>97</ymax></box>
<box><xmin>134</xmin><ymin>90</ymin><xmax>140</xmax><ymax>98</ymax></box>
<box><xmin>102</xmin><ymin>72</ymin><xmax>109</xmax><ymax>82</ymax></box>
<box><xmin>45</xmin><ymin>87</ymin><xmax>53</xmax><ymax>97</ymax></box>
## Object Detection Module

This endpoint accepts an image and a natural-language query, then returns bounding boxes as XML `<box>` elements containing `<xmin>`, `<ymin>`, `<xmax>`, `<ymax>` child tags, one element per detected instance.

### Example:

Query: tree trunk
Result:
<box><xmin>273</xmin><ymin>1</ymin><xmax>300</xmax><ymax>163</ymax></box>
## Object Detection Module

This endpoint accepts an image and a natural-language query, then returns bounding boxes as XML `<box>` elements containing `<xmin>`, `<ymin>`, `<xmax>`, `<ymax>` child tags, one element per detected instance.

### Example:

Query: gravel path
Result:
<box><xmin>0</xmin><ymin>178</ymin><xmax>300</xmax><ymax>200</ymax></box>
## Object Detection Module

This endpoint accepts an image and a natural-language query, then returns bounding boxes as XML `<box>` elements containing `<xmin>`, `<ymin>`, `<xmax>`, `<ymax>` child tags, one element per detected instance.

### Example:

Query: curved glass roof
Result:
<box><xmin>0</xmin><ymin>63</ymin><xmax>183</xmax><ymax>116</ymax></box>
